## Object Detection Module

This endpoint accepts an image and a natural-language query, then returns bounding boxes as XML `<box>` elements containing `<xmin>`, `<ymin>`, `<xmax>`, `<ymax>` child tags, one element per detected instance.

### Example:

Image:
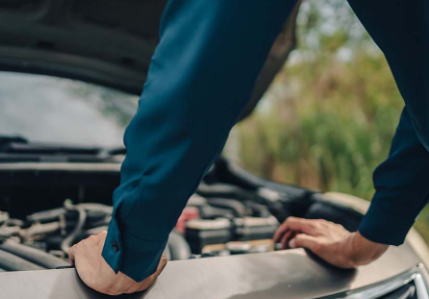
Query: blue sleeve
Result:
<box><xmin>359</xmin><ymin>107</ymin><xmax>429</xmax><ymax>245</ymax></box>
<box><xmin>101</xmin><ymin>0</ymin><xmax>298</xmax><ymax>281</ymax></box>
<box><xmin>347</xmin><ymin>0</ymin><xmax>429</xmax><ymax>151</ymax></box>
<box><xmin>347</xmin><ymin>0</ymin><xmax>429</xmax><ymax>245</ymax></box>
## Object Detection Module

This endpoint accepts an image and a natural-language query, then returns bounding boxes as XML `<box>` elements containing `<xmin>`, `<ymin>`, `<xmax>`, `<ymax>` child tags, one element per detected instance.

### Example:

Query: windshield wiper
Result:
<box><xmin>0</xmin><ymin>135</ymin><xmax>27</xmax><ymax>148</ymax></box>
<box><xmin>0</xmin><ymin>135</ymin><xmax>126</xmax><ymax>162</ymax></box>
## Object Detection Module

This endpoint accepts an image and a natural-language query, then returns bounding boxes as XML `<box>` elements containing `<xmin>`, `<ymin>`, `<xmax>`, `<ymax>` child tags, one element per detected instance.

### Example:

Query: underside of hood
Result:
<box><xmin>0</xmin><ymin>0</ymin><xmax>300</xmax><ymax>119</ymax></box>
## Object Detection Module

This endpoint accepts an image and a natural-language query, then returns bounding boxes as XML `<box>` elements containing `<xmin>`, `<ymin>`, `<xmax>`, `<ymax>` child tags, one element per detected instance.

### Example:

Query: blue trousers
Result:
<box><xmin>102</xmin><ymin>0</ymin><xmax>429</xmax><ymax>281</ymax></box>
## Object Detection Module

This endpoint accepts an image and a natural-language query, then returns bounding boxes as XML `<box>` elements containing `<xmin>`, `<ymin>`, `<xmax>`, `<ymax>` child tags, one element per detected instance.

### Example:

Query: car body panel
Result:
<box><xmin>0</xmin><ymin>245</ymin><xmax>421</xmax><ymax>299</ymax></box>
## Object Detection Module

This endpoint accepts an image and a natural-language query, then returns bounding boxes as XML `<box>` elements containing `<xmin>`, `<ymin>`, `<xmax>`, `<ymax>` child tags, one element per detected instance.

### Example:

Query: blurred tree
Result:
<box><xmin>234</xmin><ymin>0</ymin><xmax>403</xmax><ymax>200</ymax></box>
<box><xmin>227</xmin><ymin>0</ymin><xmax>429</xmax><ymax>240</ymax></box>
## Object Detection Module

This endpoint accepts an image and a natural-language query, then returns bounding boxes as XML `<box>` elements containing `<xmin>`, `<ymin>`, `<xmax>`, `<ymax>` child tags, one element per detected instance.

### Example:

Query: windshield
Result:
<box><xmin>0</xmin><ymin>71</ymin><xmax>139</xmax><ymax>147</ymax></box>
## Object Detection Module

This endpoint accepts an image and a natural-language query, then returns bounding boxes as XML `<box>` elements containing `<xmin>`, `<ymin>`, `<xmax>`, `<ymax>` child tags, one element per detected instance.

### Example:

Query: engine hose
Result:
<box><xmin>244</xmin><ymin>202</ymin><xmax>272</xmax><ymax>218</ymax></box>
<box><xmin>198</xmin><ymin>182</ymin><xmax>257</xmax><ymax>202</ymax></box>
<box><xmin>206</xmin><ymin>198</ymin><xmax>248</xmax><ymax>217</ymax></box>
<box><xmin>27</xmin><ymin>208</ymin><xmax>65</xmax><ymax>223</ymax></box>
<box><xmin>0</xmin><ymin>229</ymin><xmax>12</xmax><ymax>240</ymax></box>
<box><xmin>167</xmin><ymin>230</ymin><xmax>191</xmax><ymax>260</ymax></box>
<box><xmin>61</xmin><ymin>204</ymin><xmax>87</xmax><ymax>254</ymax></box>
<box><xmin>0</xmin><ymin>241</ymin><xmax>68</xmax><ymax>269</ymax></box>
<box><xmin>0</xmin><ymin>249</ymin><xmax>44</xmax><ymax>271</ymax></box>
<box><xmin>24</xmin><ymin>222</ymin><xmax>61</xmax><ymax>239</ymax></box>
<box><xmin>79</xmin><ymin>203</ymin><xmax>113</xmax><ymax>215</ymax></box>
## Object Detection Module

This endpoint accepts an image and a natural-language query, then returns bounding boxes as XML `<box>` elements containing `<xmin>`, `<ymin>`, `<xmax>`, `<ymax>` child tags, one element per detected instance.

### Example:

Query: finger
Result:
<box><xmin>280</xmin><ymin>231</ymin><xmax>293</xmax><ymax>249</ymax></box>
<box><xmin>273</xmin><ymin>219</ymin><xmax>295</xmax><ymax>242</ymax></box>
<box><xmin>289</xmin><ymin>234</ymin><xmax>319</xmax><ymax>252</ymax></box>
<box><xmin>273</xmin><ymin>223</ymin><xmax>286</xmax><ymax>243</ymax></box>
<box><xmin>68</xmin><ymin>245</ymin><xmax>77</xmax><ymax>265</ymax></box>
<box><xmin>273</xmin><ymin>217</ymin><xmax>294</xmax><ymax>242</ymax></box>
<box><xmin>274</xmin><ymin>217</ymin><xmax>317</xmax><ymax>242</ymax></box>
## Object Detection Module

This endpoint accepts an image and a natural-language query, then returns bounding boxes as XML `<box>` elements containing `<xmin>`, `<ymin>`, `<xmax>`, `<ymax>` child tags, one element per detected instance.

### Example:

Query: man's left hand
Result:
<box><xmin>273</xmin><ymin>217</ymin><xmax>388</xmax><ymax>268</ymax></box>
<box><xmin>69</xmin><ymin>231</ymin><xmax>167</xmax><ymax>296</ymax></box>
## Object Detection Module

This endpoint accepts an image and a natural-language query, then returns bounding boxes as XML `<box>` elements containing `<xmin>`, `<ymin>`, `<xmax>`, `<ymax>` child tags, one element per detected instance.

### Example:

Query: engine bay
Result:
<box><xmin>0</xmin><ymin>158</ymin><xmax>363</xmax><ymax>272</ymax></box>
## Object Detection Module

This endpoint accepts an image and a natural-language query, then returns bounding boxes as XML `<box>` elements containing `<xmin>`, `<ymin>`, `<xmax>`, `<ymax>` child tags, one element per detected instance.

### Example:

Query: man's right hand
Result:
<box><xmin>273</xmin><ymin>217</ymin><xmax>388</xmax><ymax>269</ymax></box>
<box><xmin>69</xmin><ymin>231</ymin><xmax>167</xmax><ymax>296</ymax></box>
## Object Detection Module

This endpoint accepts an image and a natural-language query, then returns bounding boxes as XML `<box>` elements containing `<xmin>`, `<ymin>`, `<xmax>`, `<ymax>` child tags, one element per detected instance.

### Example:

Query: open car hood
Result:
<box><xmin>0</xmin><ymin>0</ymin><xmax>300</xmax><ymax>120</ymax></box>
<box><xmin>0</xmin><ymin>246</ymin><xmax>424</xmax><ymax>299</ymax></box>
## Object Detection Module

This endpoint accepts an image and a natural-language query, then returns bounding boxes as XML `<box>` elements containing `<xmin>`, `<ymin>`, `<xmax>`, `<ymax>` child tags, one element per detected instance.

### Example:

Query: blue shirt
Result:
<box><xmin>102</xmin><ymin>0</ymin><xmax>429</xmax><ymax>281</ymax></box>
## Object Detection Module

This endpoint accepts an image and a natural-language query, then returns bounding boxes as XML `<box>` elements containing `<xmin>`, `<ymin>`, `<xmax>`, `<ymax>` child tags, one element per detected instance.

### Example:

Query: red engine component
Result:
<box><xmin>175</xmin><ymin>207</ymin><xmax>200</xmax><ymax>233</ymax></box>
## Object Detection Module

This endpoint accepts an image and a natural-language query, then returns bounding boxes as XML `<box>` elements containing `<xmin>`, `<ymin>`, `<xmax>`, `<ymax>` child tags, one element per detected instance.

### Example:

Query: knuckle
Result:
<box><xmin>317</xmin><ymin>219</ymin><xmax>327</xmax><ymax>225</ymax></box>
<box><xmin>326</xmin><ymin>220</ymin><xmax>336</xmax><ymax>226</ymax></box>
<box><xmin>313</xmin><ymin>243</ymin><xmax>324</xmax><ymax>253</ymax></box>
<box><xmin>295</xmin><ymin>234</ymin><xmax>304</xmax><ymax>241</ymax></box>
<box><xmin>316</xmin><ymin>219</ymin><xmax>327</xmax><ymax>226</ymax></box>
<box><xmin>285</xmin><ymin>217</ymin><xmax>294</xmax><ymax>224</ymax></box>
<box><xmin>286</xmin><ymin>216</ymin><xmax>300</xmax><ymax>223</ymax></box>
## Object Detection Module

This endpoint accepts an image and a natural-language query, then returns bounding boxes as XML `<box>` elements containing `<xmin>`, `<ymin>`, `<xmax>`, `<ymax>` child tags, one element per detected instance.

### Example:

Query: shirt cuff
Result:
<box><xmin>358</xmin><ymin>197</ymin><xmax>416</xmax><ymax>246</ymax></box>
<box><xmin>102</xmin><ymin>214</ymin><xmax>167</xmax><ymax>282</ymax></box>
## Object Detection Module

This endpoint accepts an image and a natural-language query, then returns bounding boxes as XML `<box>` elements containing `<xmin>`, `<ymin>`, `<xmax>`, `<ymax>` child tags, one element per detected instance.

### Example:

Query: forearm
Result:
<box><xmin>102</xmin><ymin>0</ymin><xmax>298</xmax><ymax>281</ymax></box>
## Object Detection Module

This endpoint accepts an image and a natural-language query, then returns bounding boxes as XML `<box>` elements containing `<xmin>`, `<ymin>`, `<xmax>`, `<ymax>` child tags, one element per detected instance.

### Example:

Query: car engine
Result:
<box><xmin>0</xmin><ymin>158</ymin><xmax>363</xmax><ymax>272</ymax></box>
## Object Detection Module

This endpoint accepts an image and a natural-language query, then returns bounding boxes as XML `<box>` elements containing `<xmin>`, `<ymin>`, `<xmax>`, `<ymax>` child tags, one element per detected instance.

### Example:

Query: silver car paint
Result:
<box><xmin>0</xmin><ymin>243</ymin><xmax>422</xmax><ymax>299</ymax></box>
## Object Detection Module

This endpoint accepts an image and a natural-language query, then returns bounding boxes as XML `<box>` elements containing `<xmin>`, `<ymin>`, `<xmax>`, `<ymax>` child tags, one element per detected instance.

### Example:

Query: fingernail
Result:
<box><xmin>289</xmin><ymin>240</ymin><xmax>296</xmax><ymax>248</ymax></box>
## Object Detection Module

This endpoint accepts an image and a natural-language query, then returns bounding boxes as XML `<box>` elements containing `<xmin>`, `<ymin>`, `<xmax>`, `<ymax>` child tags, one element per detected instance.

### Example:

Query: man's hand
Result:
<box><xmin>68</xmin><ymin>231</ymin><xmax>167</xmax><ymax>296</ymax></box>
<box><xmin>273</xmin><ymin>217</ymin><xmax>388</xmax><ymax>268</ymax></box>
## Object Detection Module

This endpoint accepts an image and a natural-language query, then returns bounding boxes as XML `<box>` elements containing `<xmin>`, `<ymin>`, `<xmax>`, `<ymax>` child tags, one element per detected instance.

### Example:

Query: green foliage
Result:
<box><xmin>230</xmin><ymin>0</ymin><xmax>429</xmax><ymax>242</ymax></box>
<box><xmin>236</xmin><ymin>50</ymin><xmax>403</xmax><ymax>199</ymax></box>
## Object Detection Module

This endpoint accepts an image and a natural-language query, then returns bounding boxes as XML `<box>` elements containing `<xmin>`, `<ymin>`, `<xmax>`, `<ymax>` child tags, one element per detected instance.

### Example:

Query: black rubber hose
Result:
<box><xmin>198</xmin><ymin>205</ymin><xmax>234</xmax><ymax>219</ymax></box>
<box><xmin>0</xmin><ymin>241</ymin><xmax>68</xmax><ymax>269</ymax></box>
<box><xmin>0</xmin><ymin>229</ymin><xmax>12</xmax><ymax>240</ymax></box>
<box><xmin>0</xmin><ymin>249</ymin><xmax>44</xmax><ymax>271</ymax></box>
<box><xmin>206</xmin><ymin>198</ymin><xmax>248</xmax><ymax>217</ymax></box>
<box><xmin>198</xmin><ymin>182</ymin><xmax>250</xmax><ymax>200</ymax></box>
<box><xmin>244</xmin><ymin>202</ymin><xmax>272</xmax><ymax>218</ymax></box>
<box><xmin>167</xmin><ymin>230</ymin><xmax>191</xmax><ymax>260</ymax></box>
<box><xmin>61</xmin><ymin>204</ymin><xmax>87</xmax><ymax>254</ymax></box>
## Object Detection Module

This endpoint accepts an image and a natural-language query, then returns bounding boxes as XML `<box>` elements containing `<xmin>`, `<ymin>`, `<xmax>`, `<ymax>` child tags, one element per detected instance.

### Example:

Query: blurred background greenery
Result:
<box><xmin>225</xmin><ymin>0</ymin><xmax>429</xmax><ymax>242</ymax></box>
